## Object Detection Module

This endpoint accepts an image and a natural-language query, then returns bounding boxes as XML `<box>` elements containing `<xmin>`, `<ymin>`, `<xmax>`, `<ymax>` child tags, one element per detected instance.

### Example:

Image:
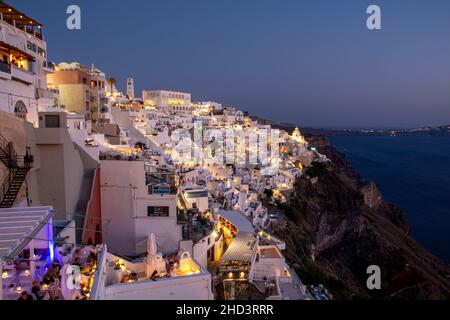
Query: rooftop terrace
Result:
<box><xmin>0</xmin><ymin>1</ymin><xmax>44</xmax><ymax>39</ymax></box>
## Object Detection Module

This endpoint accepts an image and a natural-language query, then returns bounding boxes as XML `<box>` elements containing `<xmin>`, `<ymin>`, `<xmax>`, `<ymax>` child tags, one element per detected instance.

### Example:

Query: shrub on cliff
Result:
<box><xmin>305</xmin><ymin>161</ymin><xmax>326</xmax><ymax>178</ymax></box>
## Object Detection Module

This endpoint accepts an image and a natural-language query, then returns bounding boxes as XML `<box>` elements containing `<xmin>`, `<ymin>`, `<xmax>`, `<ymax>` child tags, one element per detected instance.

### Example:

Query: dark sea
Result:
<box><xmin>330</xmin><ymin>136</ymin><xmax>450</xmax><ymax>263</ymax></box>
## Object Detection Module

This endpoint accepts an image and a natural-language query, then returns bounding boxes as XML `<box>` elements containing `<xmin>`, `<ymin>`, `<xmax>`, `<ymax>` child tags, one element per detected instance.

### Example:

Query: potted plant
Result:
<box><xmin>112</xmin><ymin>260</ymin><xmax>124</xmax><ymax>283</ymax></box>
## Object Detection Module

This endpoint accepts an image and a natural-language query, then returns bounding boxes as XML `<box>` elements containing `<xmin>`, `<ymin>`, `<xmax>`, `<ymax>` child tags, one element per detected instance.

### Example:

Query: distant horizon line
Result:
<box><xmin>272</xmin><ymin>122</ymin><xmax>450</xmax><ymax>131</ymax></box>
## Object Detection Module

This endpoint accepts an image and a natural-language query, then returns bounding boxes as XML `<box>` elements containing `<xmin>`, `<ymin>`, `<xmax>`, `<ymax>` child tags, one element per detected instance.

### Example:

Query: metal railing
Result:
<box><xmin>148</xmin><ymin>184</ymin><xmax>177</xmax><ymax>195</ymax></box>
<box><xmin>43</xmin><ymin>61</ymin><xmax>55</xmax><ymax>70</ymax></box>
<box><xmin>0</xmin><ymin>133</ymin><xmax>33</xmax><ymax>168</ymax></box>
<box><xmin>0</xmin><ymin>133</ymin><xmax>18</xmax><ymax>165</ymax></box>
<box><xmin>0</xmin><ymin>61</ymin><xmax>11</xmax><ymax>74</ymax></box>
<box><xmin>0</xmin><ymin>169</ymin><xmax>16</xmax><ymax>205</ymax></box>
<box><xmin>0</xmin><ymin>157</ymin><xmax>32</xmax><ymax>206</ymax></box>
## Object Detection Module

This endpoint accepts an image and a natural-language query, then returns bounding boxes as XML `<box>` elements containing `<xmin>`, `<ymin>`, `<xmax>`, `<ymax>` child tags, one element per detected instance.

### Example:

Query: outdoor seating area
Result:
<box><xmin>2</xmin><ymin>250</ymin><xmax>54</xmax><ymax>300</ymax></box>
<box><xmin>1</xmin><ymin>244</ymin><xmax>101</xmax><ymax>300</ymax></box>
<box><xmin>107</xmin><ymin>250</ymin><xmax>204</xmax><ymax>286</ymax></box>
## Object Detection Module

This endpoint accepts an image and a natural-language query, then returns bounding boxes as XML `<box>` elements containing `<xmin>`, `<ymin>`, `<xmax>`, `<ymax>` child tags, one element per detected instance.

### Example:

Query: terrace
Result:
<box><xmin>0</xmin><ymin>41</ymin><xmax>35</xmax><ymax>82</ymax></box>
<box><xmin>0</xmin><ymin>207</ymin><xmax>55</xmax><ymax>300</ymax></box>
<box><xmin>146</xmin><ymin>169</ymin><xmax>177</xmax><ymax>195</ymax></box>
<box><xmin>220</xmin><ymin>233</ymin><xmax>257</xmax><ymax>277</ymax></box>
<box><xmin>257</xmin><ymin>231</ymin><xmax>286</xmax><ymax>250</ymax></box>
<box><xmin>0</xmin><ymin>208</ymin><xmax>104</xmax><ymax>301</ymax></box>
<box><xmin>89</xmin><ymin>246</ymin><xmax>212</xmax><ymax>300</ymax></box>
<box><xmin>0</xmin><ymin>2</ymin><xmax>44</xmax><ymax>40</ymax></box>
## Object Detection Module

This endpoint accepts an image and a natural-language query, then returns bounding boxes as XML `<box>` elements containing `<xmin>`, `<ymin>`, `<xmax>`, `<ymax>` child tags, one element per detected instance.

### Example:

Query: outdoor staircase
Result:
<box><xmin>0</xmin><ymin>132</ymin><xmax>32</xmax><ymax>208</ymax></box>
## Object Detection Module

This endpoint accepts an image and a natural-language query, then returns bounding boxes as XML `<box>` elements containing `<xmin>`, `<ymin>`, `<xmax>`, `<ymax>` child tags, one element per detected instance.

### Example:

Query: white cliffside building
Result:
<box><xmin>0</xmin><ymin>5</ymin><xmax>59</xmax><ymax>127</ymax></box>
<box><xmin>126</xmin><ymin>77</ymin><xmax>135</xmax><ymax>100</ymax></box>
<box><xmin>99</xmin><ymin>160</ymin><xmax>183</xmax><ymax>256</ymax></box>
<box><xmin>143</xmin><ymin>89</ymin><xmax>191</xmax><ymax>115</ymax></box>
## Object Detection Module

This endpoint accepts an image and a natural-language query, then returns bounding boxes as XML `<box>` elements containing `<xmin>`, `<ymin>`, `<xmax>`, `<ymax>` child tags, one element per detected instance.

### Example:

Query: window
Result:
<box><xmin>37</xmin><ymin>47</ymin><xmax>45</xmax><ymax>57</ymax></box>
<box><xmin>147</xmin><ymin>206</ymin><xmax>169</xmax><ymax>217</ymax></box>
<box><xmin>26</xmin><ymin>42</ymin><xmax>37</xmax><ymax>52</ymax></box>
<box><xmin>14</xmin><ymin>101</ymin><xmax>27</xmax><ymax>120</ymax></box>
<box><xmin>45</xmin><ymin>115</ymin><xmax>60</xmax><ymax>128</ymax></box>
<box><xmin>28</xmin><ymin>60</ymin><xmax>35</xmax><ymax>73</ymax></box>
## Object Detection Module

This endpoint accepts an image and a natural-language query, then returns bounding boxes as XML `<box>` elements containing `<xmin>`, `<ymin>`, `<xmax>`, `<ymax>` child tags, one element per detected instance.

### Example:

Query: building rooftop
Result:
<box><xmin>183</xmin><ymin>186</ymin><xmax>209</xmax><ymax>199</ymax></box>
<box><xmin>218</xmin><ymin>210</ymin><xmax>254</xmax><ymax>234</ymax></box>
<box><xmin>259</xmin><ymin>247</ymin><xmax>283</xmax><ymax>259</ymax></box>
<box><xmin>221</xmin><ymin>233</ymin><xmax>257</xmax><ymax>262</ymax></box>
<box><xmin>0</xmin><ymin>1</ymin><xmax>43</xmax><ymax>38</ymax></box>
<box><xmin>0</xmin><ymin>207</ymin><xmax>54</xmax><ymax>260</ymax></box>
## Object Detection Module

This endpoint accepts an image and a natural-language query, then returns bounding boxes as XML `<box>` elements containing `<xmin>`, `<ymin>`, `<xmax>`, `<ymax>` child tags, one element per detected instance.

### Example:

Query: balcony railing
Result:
<box><xmin>0</xmin><ymin>17</ymin><xmax>44</xmax><ymax>40</ymax></box>
<box><xmin>43</xmin><ymin>61</ymin><xmax>55</xmax><ymax>72</ymax></box>
<box><xmin>35</xmin><ymin>88</ymin><xmax>56</xmax><ymax>99</ymax></box>
<box><xmin>0</xmin><ymin>61</ymin><xmax>11</xmax><ymax>74</ymax></box>
<box><xmin>148</xmin><ymin>184</ymin><xmax>177</xmax><ymax>195</ymax></box>
<box><xmin>11</xmin><ymin>65</ymin><xmax>34</xmax><ymax>84</ymax></box>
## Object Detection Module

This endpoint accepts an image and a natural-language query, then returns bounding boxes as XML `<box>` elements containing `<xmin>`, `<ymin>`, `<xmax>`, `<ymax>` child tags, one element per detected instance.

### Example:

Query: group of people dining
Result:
<box><xmin>15</xmin><ymin>245</ymin><xmax>99</xmax><ymax>301</ymax></box>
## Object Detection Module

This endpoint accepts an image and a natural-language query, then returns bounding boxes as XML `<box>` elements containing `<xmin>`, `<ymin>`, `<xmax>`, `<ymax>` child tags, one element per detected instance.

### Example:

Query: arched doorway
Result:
<box><xmin>14</xmin><ymin>101</ymin><xmax>28</xmax><ymax>120</ymax></box>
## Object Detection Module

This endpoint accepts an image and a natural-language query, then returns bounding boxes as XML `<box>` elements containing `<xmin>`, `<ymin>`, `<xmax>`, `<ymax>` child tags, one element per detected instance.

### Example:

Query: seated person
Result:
<box><xmin>43</xmin><ymin>264</ymin><xmax>60</xmax><ymax>284</ymax></box>
<box><xmin>73</xmin><ymin>257</ymin><xmax>83</xmax><ymax>268</ymax></box>
<box><xmin>17</xmin><ymin>291</ymin><xmax>33</xmax><ymax>301</ymax></box>
<box><xmin>86</xmin><ymin>252</ymin><xmax>97</xmax><ymax>266</ymax></box>
<box><xmin>53</xmin><ymin>260</ymin><xmax>61</xmax><ymax>270</ymax></box>
<box><xmin>31</xmin><ymin>281</ymin><xmax>44</xmax><ymax>300</ymax></box>
<box><xmin>73</xmin><ymin>248</ymin><xmax>82</xmax><ymax>260</ymax></box>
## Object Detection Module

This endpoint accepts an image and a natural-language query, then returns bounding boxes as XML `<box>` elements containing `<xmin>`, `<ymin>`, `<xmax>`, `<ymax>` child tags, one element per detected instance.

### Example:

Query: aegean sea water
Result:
<box><xmin>330</xmin><ymin>136</ymin><xmax>450</xmax><ymax>262</ymax></box>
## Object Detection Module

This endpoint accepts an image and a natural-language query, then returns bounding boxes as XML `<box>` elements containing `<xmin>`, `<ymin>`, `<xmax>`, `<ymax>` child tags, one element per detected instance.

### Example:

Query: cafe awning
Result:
<box><xmin>218</xmin><ymin>210</ymin><xmax>254</xmax><ymax>234</ymax></box>
<box><xmin>221</xmin><ymin>233</ymin><xmax>257</xmax><ymax>262</ymax></box>
<box><xmin>0</xmin><ymin>207</ymin><xmax>55</xmax><ymax>261</ymax></box>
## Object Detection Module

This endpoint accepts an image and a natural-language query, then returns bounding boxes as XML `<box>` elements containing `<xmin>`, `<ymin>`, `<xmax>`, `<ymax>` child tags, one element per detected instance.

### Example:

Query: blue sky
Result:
<box><xmin>9</xmin><ymin>0</ymin><xmax>450</xmax><ymax>128</ymax></box>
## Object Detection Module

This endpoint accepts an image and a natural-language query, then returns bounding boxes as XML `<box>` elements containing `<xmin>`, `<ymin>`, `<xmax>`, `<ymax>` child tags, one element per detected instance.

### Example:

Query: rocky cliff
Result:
<box><xmin>269</xmin><ymin>137</ymin><xmax>450</xmax><ymax>299</ymax></box>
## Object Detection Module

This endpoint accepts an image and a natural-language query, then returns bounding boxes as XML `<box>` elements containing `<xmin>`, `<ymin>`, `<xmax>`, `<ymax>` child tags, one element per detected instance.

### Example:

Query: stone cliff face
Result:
<box><xmin>269</xmin><ymin>137</ymin><xmax>450</xmax><ymax>299</ymax></box>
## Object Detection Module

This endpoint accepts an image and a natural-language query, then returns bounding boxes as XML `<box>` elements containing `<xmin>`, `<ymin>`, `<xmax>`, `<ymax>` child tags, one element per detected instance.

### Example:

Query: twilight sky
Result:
<box><xmin>10</xmin><ymin>0</ymin><xmax>450</xmax><ymax>128</ymax></box>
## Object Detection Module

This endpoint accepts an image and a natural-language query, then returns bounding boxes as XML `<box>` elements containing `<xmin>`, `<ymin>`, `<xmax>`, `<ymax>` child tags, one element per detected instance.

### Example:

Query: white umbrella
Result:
<box><xmin>60</xmin><ymin>264</ymin><xmax>80</xmax><ymax>300</ymax></box>
<box><xmin>147</xmin><ymin>233</ymin><xmax>157</xmax><ymax>257</ymax></box>
<box><xmin>146</xmin><ymin>233</ymin><xmax>158</xmax><ymax>277</ymax></box>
